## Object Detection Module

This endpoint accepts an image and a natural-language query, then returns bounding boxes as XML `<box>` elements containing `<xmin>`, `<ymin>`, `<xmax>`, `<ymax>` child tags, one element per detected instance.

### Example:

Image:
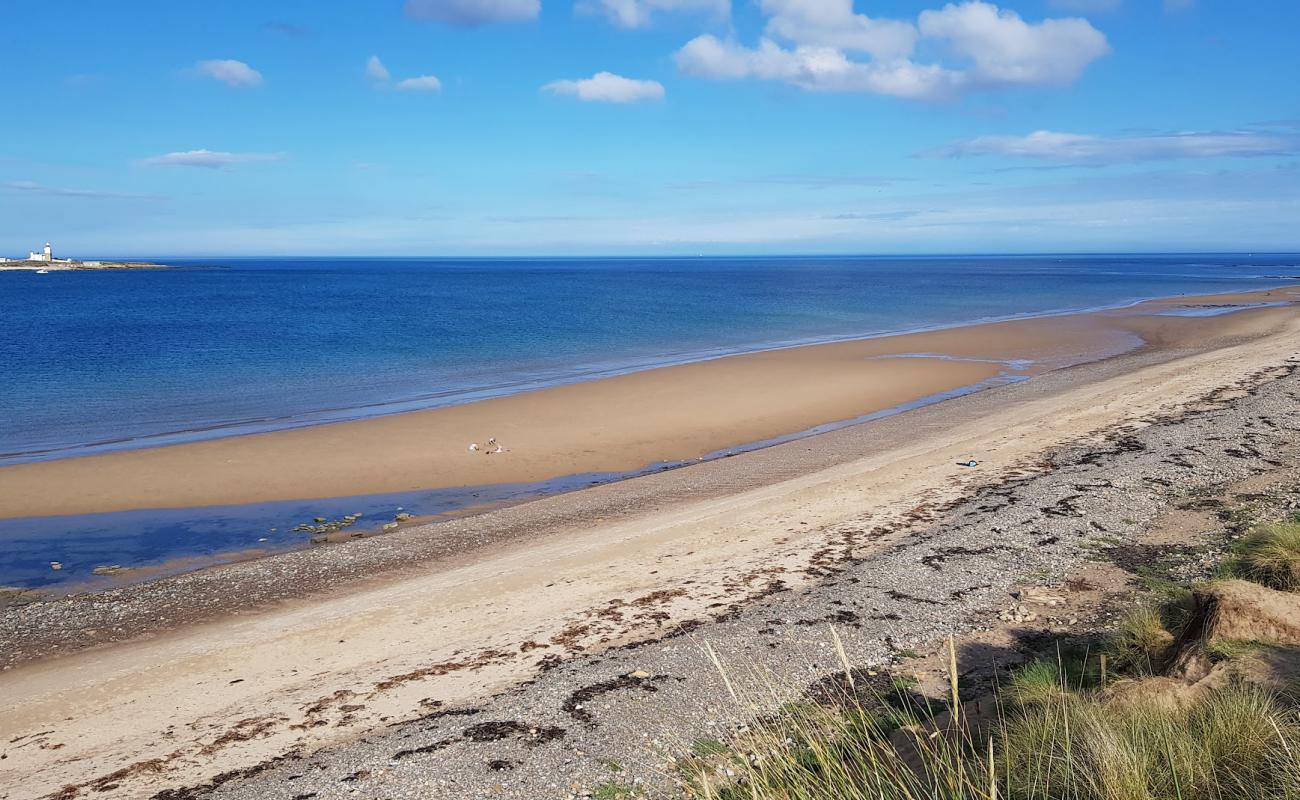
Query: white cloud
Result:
<box><xmin>934</xmin><ymin>129</ymin><xmax>1299</xmax><ymax>164</ymax></box>
<box><xmin>544</xmin><ymin>72</ymin><xmax>665</xmax><ymax>103</ymax></box>
<box><xmin>366</xmin><ymin>55</ymin><xmax>391</xmax><ymax>82</ymax></box>
<box><xmin>676</xmin><ymin>36</ymin><xmax>962</xmax><ymax>99</ymax></box>
<box><xmin>918</xmin><ymin>2</ymin><xmax>1109</xmax><ymax>87</ymax></box>
<box><xmin>404</xmin><ymin>0</ymin><xmax>539</xmax><ymax>24</ymax></box>
<box><xmin>674</xmin><ymin>0</ymin><xmax>1109</xmax><ymax>101</ymax></box>
<box><xmin>760</xmin><ymin>0</ymin><xmax>917</xmax><ymax>59</ymax></box>
<box><xmin>395</xmin><ymin>75</ymin><xmax>443</xmax><ymax>92</ymax></box>
<box><xmin>579</xmin><ymin>0</ymin><xmax>728</xmax><ymax>29</ymax></box>
<box><xmin>366</xmin><ymin>57</ymin><xmax>440</xmax><ymax>93</ymax></box>
<box><xmin>140</xmin><ymin>149</ymin><xmax>282</xmax><ymax>169</ymax></box>
<box><xmin>194</xmin><ymin>59</ymin><xmax>263</xmax><ymax>88</ymax></box>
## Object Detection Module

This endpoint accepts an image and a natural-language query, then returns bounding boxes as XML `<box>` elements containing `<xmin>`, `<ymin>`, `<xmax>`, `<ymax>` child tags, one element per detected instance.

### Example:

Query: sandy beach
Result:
<box><xmin>2</xmin><ymin>286</ymin><xmax>1297</xmax><ymax>521</ymax></box>
<box><xmin>1</xmin><ymin>289</ymin><xmax>1299</xmax><ymax>799</ymax></box>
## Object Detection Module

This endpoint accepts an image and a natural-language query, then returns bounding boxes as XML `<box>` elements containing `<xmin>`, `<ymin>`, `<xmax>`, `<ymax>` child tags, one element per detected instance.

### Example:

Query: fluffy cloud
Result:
<box><xmin>140</xmin><ymin>149</ymin><xmax>282</xmax><ymax>169</ymax></box>
<box><xmin>918</xmin><ymin>2</ymin><xmax>1109</xmax><ymax>86</ymax></box>
<box><xmin>366</xmin><ymin>56</ymin><xmax>391</xmax><ymax>82</ymax></box>
<box><xmin>580</xmin><ymin>0</ymin><xmax>728</xmax><ymax>29</ymax></box>
<box><xmin>760</xmin><ymin>0</ymin><xmax>917</xmax><ymax>59</ymax></box>
<box><xmin>544</xmin><ymin>72</ymin><xmax>665</xmax><ymax>102</ymax></box>
<box><xmin>934</xmin><ymin>129</ymin><xmax>1299</xmax><ymax>164</ymax></box>
<box><xmin>403</xmin><ymin>0</ymin><xmax>539</xmax><ymax>24</ymax></box>
<box><xmin>675</xmin><ymin>0</ymin><xmax>1109</xmax><ymax>101</ymax></box>
<box><xmin>194</xmin><ymin>59</ymin><xmax>263</xmax><ymax>88</ymax></box>
<box><xmin>395</xmin><ymin>75</ymin><xmax>443</xmax><ymax>92</ymax></box>
<box><xmin>676</xmin><ymin>37</ymin><xmax>963</xmax><ymax>98</ymax></box>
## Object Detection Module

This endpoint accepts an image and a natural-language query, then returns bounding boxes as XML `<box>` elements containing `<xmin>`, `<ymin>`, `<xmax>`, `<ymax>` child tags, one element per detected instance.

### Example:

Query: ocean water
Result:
<box><xmin>2</xmin><ymin>253</ymin><xmax>1298</xmax><ymax>590</ymax></box>
<box><xmin>2</xmin><ymin>254</ymin><xmax>1297</xmax><ymax>465</ymax></box>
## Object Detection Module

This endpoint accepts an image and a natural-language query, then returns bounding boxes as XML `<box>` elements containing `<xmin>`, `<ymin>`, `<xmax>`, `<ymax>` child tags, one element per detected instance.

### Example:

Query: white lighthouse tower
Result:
<box><xmin>28</xmin><ymin>242</ymin><xmax>52</xmax><ymax>262</ymax></box>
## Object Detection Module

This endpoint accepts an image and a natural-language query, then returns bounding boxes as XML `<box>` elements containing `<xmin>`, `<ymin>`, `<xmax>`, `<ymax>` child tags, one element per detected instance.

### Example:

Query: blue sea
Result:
<box><xmin>1</xmin><ymin>254</ymin><xmax>1297</xmax><ymax>590</ymax></box>
<box><xmin>4</xmin><ymin>254</ymin><xmax>1298</xmax><ymax>465</ymax></box>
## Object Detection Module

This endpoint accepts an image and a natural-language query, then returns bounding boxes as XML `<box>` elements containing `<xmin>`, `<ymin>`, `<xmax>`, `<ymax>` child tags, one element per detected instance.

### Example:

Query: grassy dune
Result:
<box><xmin>668</xmin><ymin>515</ymin><xmax>1300</xmax><ymax>800</ymax></box>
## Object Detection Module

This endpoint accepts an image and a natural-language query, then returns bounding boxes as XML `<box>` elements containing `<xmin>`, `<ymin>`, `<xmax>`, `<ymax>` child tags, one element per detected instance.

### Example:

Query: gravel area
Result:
<box><xmin>178</xmin><ymin>359</ymin><xmax>1300</xmax><ymax>800</ymax></box>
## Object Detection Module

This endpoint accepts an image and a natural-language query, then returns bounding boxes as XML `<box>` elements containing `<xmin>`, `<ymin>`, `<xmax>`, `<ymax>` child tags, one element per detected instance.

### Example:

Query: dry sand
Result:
<box><xmin>4</xmin><ymin>286</ymin><xmax>1295</xmax><ymax>521</ymax></box>
<box><xmin>1</xmin><ymin>294</ymin><xmax>1298</xmax><ymax>799</ymax></box>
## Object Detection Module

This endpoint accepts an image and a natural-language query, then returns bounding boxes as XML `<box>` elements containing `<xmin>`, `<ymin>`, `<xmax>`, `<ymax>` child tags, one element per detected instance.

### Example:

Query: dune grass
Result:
<box><xmin>1229</xmin><ymin>521</ymin><xmax>1300</xmax><ymax>591</ymax></box>
<box><xmin>679</xmin><ymin>654</ymin><xmax>1300</xmax><ymax>800</ymax></box>
<box><xmin>1001</xmin><ymin>680</ymin><xmax>1300</xmax><ymax>800</ymax></box>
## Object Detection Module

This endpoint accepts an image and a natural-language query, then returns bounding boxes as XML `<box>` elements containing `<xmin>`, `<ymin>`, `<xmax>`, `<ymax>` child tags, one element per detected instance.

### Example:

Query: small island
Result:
<box><xmin>0</xmin><ymin>242</ymin><xmax>171</xmax><ymax>271</ymax></box>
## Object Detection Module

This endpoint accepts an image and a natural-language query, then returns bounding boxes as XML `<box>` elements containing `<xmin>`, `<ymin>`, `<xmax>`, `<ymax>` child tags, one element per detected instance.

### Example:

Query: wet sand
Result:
<box><xmin>3</xmin><ymin>286</ymin><xmax>1296</xmax><ymax>521</ymax></box>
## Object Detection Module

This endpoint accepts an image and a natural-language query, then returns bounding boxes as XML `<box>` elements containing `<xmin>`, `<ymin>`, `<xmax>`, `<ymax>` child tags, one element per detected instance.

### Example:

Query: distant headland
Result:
<box><xmin>0</xmin><ymin>242</ymin><xmax>171</xmax><ymax>271</ymax></box>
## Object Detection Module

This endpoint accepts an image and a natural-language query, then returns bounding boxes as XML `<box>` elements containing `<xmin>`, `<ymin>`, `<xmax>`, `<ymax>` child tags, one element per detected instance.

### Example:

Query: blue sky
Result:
<box><xmin>1</xmin><ymin>0</ymin><xmax>1297</xmax><ymax>256</ymax></box>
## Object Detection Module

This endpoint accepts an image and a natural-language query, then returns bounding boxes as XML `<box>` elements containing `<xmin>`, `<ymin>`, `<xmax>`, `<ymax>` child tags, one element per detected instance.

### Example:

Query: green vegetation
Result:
<box><xmin>679</xmin><ymin>658</ymin><xmax>1300</xmax><ymax>800</ymax></box>
<box><xmin>1102</xmin><ymin>586</ymin><xmax>1195</xmax><ymax>676</ymax></box>
<box><xmin>591</xmin><ymin>780</ymin><xmax>642</xmax><ymax>799</ymax></box>
<box><xmin>676</xmin><ymin>518</ymin><xmax>1300</xmax><ymax>800</ymax></box>
<box><xmin>1001</xmin><ymin>681</ymin><xmax>1300</xmax><ymax>800</ymax></box>
<box><xmin>1229</xmin><ymin>520</ymin><xmax>1300</xmax><ymax>590</ymax></box>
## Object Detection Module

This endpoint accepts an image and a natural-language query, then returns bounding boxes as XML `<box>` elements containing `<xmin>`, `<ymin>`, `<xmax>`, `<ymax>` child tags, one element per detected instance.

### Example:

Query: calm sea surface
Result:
<box><xmin>2</xmin><ymin>254</ymin><xmax>1299</xmax><ymax>589</ymax></box>
<box><xmin>2</xmin><ymin>254</ymin><xmax>1298</xmax><ymax>465</ymax></box>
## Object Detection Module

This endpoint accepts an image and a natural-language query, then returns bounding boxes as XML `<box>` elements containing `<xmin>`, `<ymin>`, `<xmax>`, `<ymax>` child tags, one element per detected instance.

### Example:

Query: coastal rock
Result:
<box><xmin>92</xmin><ymin>565</ymin><xmax>128</xmax><ymax>576</ymax></box>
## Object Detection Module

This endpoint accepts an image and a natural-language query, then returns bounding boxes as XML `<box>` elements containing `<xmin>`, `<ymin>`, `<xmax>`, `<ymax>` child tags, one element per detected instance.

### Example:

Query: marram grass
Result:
<box><xmin>1231</xmin><ymin>521</ymin><xmax>1300</xmax><ymax>591</ymax></box>
<box><xmin>679</xmin><ymin>650</ymin><xmax>1300</xmax><ymax>800</ymax></box>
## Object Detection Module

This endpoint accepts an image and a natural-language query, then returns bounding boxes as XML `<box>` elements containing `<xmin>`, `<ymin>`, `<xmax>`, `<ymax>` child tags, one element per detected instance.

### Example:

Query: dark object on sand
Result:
<box><xmin>958</xmin><ymin>460</ymin><xmax>979</xmax><ymax>467</ymax></box>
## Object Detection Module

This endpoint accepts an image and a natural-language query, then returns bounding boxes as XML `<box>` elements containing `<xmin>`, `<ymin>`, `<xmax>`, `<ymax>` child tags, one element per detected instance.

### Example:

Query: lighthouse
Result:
<box><xmin>28</xmin><ymin>242</ymin><xmax>52</xmax><ymax>262</ymax></box>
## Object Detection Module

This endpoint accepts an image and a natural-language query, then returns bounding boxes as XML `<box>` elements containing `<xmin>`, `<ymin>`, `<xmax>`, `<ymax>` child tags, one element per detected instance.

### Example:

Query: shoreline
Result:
<box><xmin>1</xmin><ymin>371</ymin><xmax>1020</xmax><ymax>594</ymax></box>
<box><xmin>2</xmin><ymin>286</ymin><xmax>1297</xmax><ymax>524</ymax></box>
<box><xmin>2</xmin><ymin>291</ymin><xmax>1298</xmax><ymax>798</ymax></box>
<box><xmin>5</xmin><ymin>282</ymin><xmax>1296</xmax><ymax>468</ymax></box>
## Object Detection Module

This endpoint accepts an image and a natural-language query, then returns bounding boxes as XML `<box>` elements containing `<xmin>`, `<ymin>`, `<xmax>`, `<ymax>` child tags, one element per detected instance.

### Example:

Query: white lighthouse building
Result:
<box><xmin>28</xmin><ymin>242</ymin><xmax>53</xmax><ymax>262</ymax></box>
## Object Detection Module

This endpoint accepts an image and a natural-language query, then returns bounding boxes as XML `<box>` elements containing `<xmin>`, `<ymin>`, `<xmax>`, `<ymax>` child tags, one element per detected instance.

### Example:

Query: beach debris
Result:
<box><xmin>92</xmin><ymin>565</ymin><xmax>128</xmax><ymax>576</ymax></box>
<box><xmin>628</xmin><ymin>670</ymin><xmax>651</xmax><ymax>679</ymax></box>
<box><xmin>958</xmin><ymin>459</ymin><xmax>980</xmax><ymax>468</ymax></box>
<box><xmin>998</xmin><ymin>604</ymin><xmax>1039</xmax><ymax>623</ymax></box>
<box><xmin>1015</xmin><ymin>587</ymin><xmax>1067</xmax><ymax>607</ymax></box>
<box><xmin>468</xmin><ymin>442</ymin><xmax>480</xmax><ymax>452</ymax></box>
<box><xmin>294</xmin><ymin>514</ymin><xmax>362</xmax><ymax>535</ymax></box>
<box><xmin>49</xmin><ymin>561</ymin><xmax>62</xmax><ymax>571</ymax></box>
